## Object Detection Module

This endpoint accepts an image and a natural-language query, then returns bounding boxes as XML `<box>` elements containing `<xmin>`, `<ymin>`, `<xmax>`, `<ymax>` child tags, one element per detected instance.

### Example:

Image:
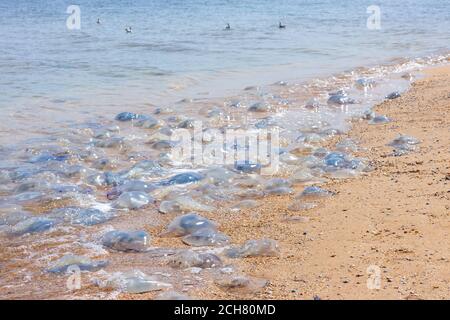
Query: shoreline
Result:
<box><xmin>183</xmin><ymin>64</ymin><xmax>450</xmax><ymax>300</ymax></box>
<box><xmin>0</xmin><ymin>65</ymin><xmax>448</xmax><ymax>300</ymax></box>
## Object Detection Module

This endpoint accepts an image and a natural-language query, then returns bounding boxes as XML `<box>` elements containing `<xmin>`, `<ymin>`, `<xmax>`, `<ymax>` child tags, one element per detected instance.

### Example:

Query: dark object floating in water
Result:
<box><xmin>386</xmin><ymin>91</ymin><xmax>401</xmax><ymax>100</ymax></box>
<box><xmin>125</xmin><ymin>26</ymin><xmax>132</xmax><ymax>33</ymax></box>
<box><xmin>225</xmin><ymin>23</ymin><xmax>231</xmax><ymax>30</ymax></box>
<box><xmin>234</xmin><ymin>160</ymin><xmax>261</xmax><ymax>173</ymax></box>
<box><xmin>115</xmin><ymin>112</ymin><xmax>145</xmax><ymax>121</ymax></box>
<box><xmin>279</xmin><ymin>22</ymin><xmax>286</xmax><ymax>29</ymax></box>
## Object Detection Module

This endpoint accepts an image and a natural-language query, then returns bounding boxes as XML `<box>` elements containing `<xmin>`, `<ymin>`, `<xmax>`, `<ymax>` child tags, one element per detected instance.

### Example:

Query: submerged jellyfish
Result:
<box><xmin>102</xmin><ymin>230</ymin><xmax>150</xmax><ymax>252</ymax></box>
<box><xmin>327</xmin><ymin>90</ymin><xmax>356</xmax><ymax>105</ymax></box>
<box><xmin>47</xmin><ymin>254</ymin><xmax>108</xmax><ymax>273</ymax></box>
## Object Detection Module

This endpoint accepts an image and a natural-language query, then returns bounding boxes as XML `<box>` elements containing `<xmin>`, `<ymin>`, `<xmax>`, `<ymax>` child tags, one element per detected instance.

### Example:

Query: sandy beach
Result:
<box><xmin>175</xmin><ymin>65</ymin><xmax>450</xmax><ymax>300</ymax></box>
<box><xmin>1</xmin><ymin>65</ymin><xmax>448</xmax><ymax>301</ymax></box>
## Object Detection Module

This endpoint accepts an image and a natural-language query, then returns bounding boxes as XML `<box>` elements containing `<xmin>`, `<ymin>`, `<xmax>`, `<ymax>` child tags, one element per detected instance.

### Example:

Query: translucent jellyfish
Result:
<box><xmin>388</xmin><ymin>135</ymin><xmax>420</xmax><ymax>150</ymax></box>
<box><xmin>134</xmin><ymin>116</ymin><xmax>160</xmax><ymax>129</ymax></box>
<box><xmin>104</xmin><ymin>270</ymin><xmax>172</xmax><ymax>294</ymax></box>
<box><xmin>9</xmin><ymin>217</ymin><xmax>55</xmax><ymax>236</ymax></box>
<box><xmin>163</xmin><ymin>172</ymin><xmax>204</xmax><ymax>185</ymax></box>
<box><xmin>158</xmin><ymin>200</ymin><xmax>183</xmax><ymax>214</ymax></box>
<box><xmin>161</xmin><ymin>213</ymin><xmax>217</xmax><ymax>237</ymax></box>
<box><xmin>168</xmin><ymin>250</ymin><xmax>223</xmax><ymax>269</ymax></box>
<box><xmin>113</xmin><ymin>191</ymin><xmax>153</xmax><ymax>210</ymax></box>
<box><xmin>355</xmin><ymin>78</ymin><xmax>376</xmax><ymax>90</ymax></box>
<box><xmin>115</xmin><ymin>112</ymin><xmax>146</xmax><ymax>122</ymax></box>
<box><xmin>160</xmin><ymin>196</ymin><xmax>214</xmax><ymax>214</ymax></box>
<box><xmin>107</xmin><ymin>180</ymin><xmax>157</xmax><ymax>200</ymax></box>
<box><xmin>121</xmin><ymin>160</ymin><xmax>166</xmax><ymax>179</ymax></box>
<box><xmin>327</xmin><ymin>90</ymin><xmax>356</xmax><ymax>105</ymax></box>
<box><xmin>102</xmin><ymin>230</ymin><xmax>150</xmax><ymax>252</ymax></box>
<box><xmin>94</xmin><ymin>137</ymin><xmax>125</xmax><ymax>149</ymax></box>
<box><xmin>48</xmin><ymin>207</ymin><xmax>115</xmax><ymax>226</ymax></box>
<box><xmin>182</xmin><ymin>228</ymin><xmax>230</xmax><ymax>247</ymax></box>
<box><xmin>225</xmin><ymin>239</ymin><xmax>279</xmax><ymax>258</ymax></box>
<box><xmin>47</xmin><ymin>254</ymin><xmax>108</xmax><ymax>273</ymax></box>
<box><xmin>297</xmin><ymin>186</ymin><xmax>334</xmax><ymax>200</ymax></box>
<box><xmin>369</xmin><ymin>115</ymin><xmax>390</xmax><ymax>124</ymax></box>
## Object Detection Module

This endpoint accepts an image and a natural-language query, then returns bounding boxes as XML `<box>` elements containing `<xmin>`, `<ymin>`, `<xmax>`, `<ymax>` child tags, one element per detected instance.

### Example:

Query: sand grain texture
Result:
<box><xmin>191</xmin><ymin>65</ymin><xmax>450</xmax><ymax>300</ymax></box>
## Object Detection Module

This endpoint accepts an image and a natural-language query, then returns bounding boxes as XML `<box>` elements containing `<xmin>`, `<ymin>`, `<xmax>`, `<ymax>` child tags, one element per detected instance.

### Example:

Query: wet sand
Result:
<box><xmin>181</xmin><ymin>65</ymin><xmax>449</xmax><ymax>300</ymax></box>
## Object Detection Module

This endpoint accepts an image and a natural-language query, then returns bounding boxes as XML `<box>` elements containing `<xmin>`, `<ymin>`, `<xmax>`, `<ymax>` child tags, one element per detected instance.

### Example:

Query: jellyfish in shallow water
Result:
<box><xmin>161</xmin><ymin>213</ymin><xmax>217</xmax><ymax>237</ymax></box>
<box><xmin>113</xmin><ymin>191</ymin><xmax>153</xmax><ymax>210</ymax></box>
<box><xmin>102</xmin><ymin>230</ymin><xmax>150</xmax><ymax>252</ymax></box>
<box><xmin>47</xmin><ymin>254</ymin><xmax>108</xmax><ymax>273</ymax></box>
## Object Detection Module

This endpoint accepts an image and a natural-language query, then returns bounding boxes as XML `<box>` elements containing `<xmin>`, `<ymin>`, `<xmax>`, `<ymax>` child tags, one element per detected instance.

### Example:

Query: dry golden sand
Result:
<box><xmin>183</xmin><ymin>65</ymin><xmax>449</xmax><ymax>300</ymax></box>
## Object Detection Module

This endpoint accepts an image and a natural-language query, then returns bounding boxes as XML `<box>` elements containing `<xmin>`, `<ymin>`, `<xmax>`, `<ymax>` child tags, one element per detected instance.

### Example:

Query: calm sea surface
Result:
<box><xmin>0</xmin><ymin>0</ymin><xmax>449</xmax><ymax>135</ymax></box>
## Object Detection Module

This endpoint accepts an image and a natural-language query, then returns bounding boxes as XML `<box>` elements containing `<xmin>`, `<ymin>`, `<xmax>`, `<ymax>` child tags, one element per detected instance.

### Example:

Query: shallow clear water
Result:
<box><xmin>0</xmin><ymin>0</ymin><xmax>449</xmax><ymax>137</ymax></box>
